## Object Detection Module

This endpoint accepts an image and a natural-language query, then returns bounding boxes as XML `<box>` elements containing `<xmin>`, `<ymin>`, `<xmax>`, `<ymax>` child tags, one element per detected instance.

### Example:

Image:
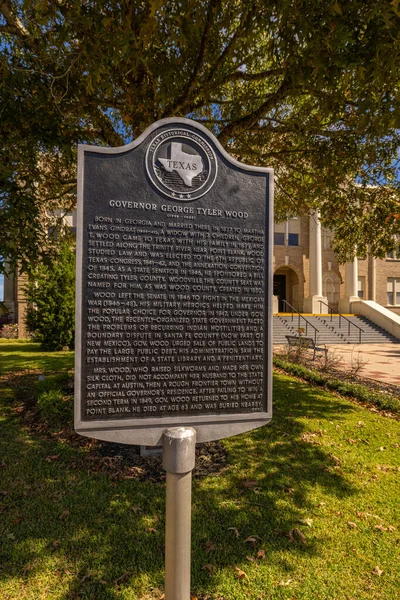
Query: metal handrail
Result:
<box><xmin>282</xmin><ymin>300</ymin><xmax>319</xmax><ymax>343</ymax></box>
<box><xmin>318</xmin><ymin>300</ymin><xmax>364</xmax><ymax>344</ymax></box>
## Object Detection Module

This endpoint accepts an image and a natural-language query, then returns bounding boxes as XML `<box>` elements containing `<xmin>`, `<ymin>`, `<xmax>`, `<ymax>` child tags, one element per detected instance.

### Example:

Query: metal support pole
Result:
<box><xmin>163</xmin><ymin>427</ymin><xmax>196</xmax><ymax>600</ymax></box>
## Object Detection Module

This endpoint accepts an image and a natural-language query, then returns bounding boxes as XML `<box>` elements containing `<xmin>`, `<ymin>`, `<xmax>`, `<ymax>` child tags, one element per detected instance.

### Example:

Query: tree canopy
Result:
<box><xmin>1</xmin><ymin>0</ymin><xmax>400</xmax><ymax>271</ymax></box>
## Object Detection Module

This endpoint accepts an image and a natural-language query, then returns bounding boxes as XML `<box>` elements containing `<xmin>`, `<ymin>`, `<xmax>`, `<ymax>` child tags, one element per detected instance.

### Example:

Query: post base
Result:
<box><xmin>303</xmin><ymin>295</ymin><xmax>328</xmax><ymax>314</ymax></box>
<box><xmin>338</xmin><ymin>296</ymin><xmax>359</xmax><ymax>314</ymax></box>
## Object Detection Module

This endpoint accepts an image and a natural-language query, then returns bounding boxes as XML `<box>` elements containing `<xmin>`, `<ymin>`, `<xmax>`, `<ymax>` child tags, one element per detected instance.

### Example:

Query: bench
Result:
<box><xmin>285</xmin><ymin>335</ymin><xmax>328</xmax><ymax>361</ymax></box>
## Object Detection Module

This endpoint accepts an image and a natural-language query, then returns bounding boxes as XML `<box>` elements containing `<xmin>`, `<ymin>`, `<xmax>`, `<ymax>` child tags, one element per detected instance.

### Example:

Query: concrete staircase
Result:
<box><xmin>273</xmin><ymin>314</ymin><xmax>399</xmax><ymax>345</ymax></box>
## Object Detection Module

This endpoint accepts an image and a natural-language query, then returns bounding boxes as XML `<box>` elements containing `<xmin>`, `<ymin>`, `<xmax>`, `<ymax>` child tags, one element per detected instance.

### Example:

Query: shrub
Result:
<box><xmin>273</xmin><ymin>355</ymin><xmax>400</xmax><ymax>414</ymax></box>
<box><xmin>25</xmin><ymin>237</ymin><xmax>75</xmax><ymax>351</ymax></box>
<box><xmin>1</xmin><ymin>323</ymin><xmax>18</xmax><ymax>339</ymax></box>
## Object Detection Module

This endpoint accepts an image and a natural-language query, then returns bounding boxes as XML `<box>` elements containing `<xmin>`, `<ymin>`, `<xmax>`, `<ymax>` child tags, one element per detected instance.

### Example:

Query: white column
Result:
<box><xmin>303</xmin><ymin>211</ymin><xmax>327</xmax><ymax>314</ymax></box>
<box><xmin>2</xmin><ymin>264</ymin><xmax>16</xmax><ymax>319</ymax></box>
<box><xmin>339</xmin><ymin>256</ymin><xmax>359</xmax><ymax>313</ymax></box>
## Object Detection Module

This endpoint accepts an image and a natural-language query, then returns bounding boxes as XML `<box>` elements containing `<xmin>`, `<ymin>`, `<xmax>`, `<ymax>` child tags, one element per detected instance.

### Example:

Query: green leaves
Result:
<box><xmin>1</xmin><ymin>0</ymin><xmax>400</xmax><ymax>266</ymax></box>
<box><xmin>25</xmin><ymin>237</ymin><xmax>76</xmax><ymax>350</ymax></box>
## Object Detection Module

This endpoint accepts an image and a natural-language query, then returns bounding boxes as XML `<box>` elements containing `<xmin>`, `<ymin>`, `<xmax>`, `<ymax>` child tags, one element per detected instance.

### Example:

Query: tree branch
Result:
<box><xmin>217</xmin><ymin>79</ymin><xmax>293</xmax><ymax>146</ymax></box>
<box><xmin>89</xmin><ymin>107</ymin><xmax>124</xmax><ymax>147</ymax></box>
<box><xmin>222</xmin><ymin>67</ymin><xmax>284</xmax><ymax>84</ymax></box>
<box><xmin>204</xmin><ymin>5</ymin><xmax>255</xmax><ymax>84</ymax></box>
<box><xmin>0</xmin><ymin>0</ymin><xmax>29</xmax><ymax>38</ymax></box>
<box><xmin>164</xmin><ymin>0</ymin><xmax>222</xmax><ymax>115</ymax></box>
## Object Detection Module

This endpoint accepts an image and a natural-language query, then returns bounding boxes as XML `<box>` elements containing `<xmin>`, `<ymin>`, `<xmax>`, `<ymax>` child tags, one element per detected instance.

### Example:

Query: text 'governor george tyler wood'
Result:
<box><xmin>74</xmin><ymin>118</ymin><xmax>273</xmax><ymax>446</ymax></box>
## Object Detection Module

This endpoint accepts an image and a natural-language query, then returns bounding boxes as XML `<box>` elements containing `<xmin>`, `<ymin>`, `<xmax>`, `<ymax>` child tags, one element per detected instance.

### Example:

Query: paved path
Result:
<box><xmin>328</xmin><ymin>344</ymin><xmax>400</xmax><ymax>387</ymax></box>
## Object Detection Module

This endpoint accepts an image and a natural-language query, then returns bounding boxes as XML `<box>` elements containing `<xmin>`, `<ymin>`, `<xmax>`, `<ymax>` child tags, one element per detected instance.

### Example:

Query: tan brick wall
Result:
<box><xmin>375</xmin><ymin>257</ymin><xmax>400</xmax><ymax>312</ymax></box>
<box><xmin>16</xmin><ymin>271</ymin><xmax>29</xmax><ymax>338</ymax></box>
<box><xmin>273</xmin><ymin>217</ymin><xmax>400</xmax><ymax>314</ymax></box>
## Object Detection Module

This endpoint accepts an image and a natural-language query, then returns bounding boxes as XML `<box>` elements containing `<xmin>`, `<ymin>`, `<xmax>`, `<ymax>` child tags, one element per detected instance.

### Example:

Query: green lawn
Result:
<box><xmin>0</xmin><ymin>341</ymin><xmax>399</xmax><ymax>599</ymax></box>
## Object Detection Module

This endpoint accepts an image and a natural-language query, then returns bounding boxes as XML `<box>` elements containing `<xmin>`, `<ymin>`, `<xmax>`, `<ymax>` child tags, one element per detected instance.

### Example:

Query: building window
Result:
<box><xmin>321</xmin><ymin>227</ymin><xmax>333</xmax><ymax>250</ymax></box>
<box><xmin>323</xmin><ymin>273</ymin><xmax>340</xmax><ymax>306</ymax></box>
<box><xmin>387</xmin><ymin>250</ymin><xmax>400</xmax><ymax>260</ymax></box>
<box><xmin>274</xmin><ymin>218</ymin><xmax>299</xmax><ymax>247</ymax></box>
<box><xmin>387</xmin><ymin>278</ymin><xmax>400</xmax><ymax>305</ymax></box>
<box><xmin>358</xmin><ymin>276</ymin><xmax>365</xmax><ymax>299</ymax></box>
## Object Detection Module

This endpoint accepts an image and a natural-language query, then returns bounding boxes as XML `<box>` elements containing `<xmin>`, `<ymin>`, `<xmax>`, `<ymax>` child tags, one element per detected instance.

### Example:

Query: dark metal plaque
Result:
<box><xmin>75</xmin><ymin>118</ymin><xmax>273</xmax><ymax>445</ymax></box>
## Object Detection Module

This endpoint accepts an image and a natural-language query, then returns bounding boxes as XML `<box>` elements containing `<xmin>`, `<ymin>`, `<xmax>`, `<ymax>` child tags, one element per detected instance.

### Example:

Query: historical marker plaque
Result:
<box><xmin>75</xmin><ymin>118</ymin><xmax>273</xmax><ymax>445</ymax></box>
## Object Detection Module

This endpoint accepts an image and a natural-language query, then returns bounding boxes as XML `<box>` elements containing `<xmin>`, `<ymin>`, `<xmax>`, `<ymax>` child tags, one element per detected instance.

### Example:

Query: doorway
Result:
<box><xmin>273</xmin><ymin>274</ymin><xmax>286</xmax><ymax>312</ymax></box>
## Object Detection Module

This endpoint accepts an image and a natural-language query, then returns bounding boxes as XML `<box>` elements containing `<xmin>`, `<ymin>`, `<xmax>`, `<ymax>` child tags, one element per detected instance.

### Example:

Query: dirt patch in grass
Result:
<box><xmin>98</xmin><ymin>439</ymin><xmax>228</xmax><ymax>483</ymax></box>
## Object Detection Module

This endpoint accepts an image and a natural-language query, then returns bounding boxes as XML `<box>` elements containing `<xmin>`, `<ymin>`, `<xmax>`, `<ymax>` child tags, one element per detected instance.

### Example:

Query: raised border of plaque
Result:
<box><xmin>75</xmin><ymin>117</ymin><xmax>273</xmax><ymax>446</ymax></box>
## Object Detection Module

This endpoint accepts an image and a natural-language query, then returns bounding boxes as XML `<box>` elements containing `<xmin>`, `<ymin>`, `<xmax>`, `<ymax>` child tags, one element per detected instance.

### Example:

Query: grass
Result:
<box><xmin>0</xmin><ymin>341</ymin><xmax>399</xmax><ymax>599</ymax></box>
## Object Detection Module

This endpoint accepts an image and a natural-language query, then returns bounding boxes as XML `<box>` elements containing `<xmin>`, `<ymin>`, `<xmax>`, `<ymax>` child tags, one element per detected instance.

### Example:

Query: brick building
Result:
<box><xmin>1</xmin><ymin>211</ymin><xmax>400</xmax><ymax>338</ymax></box>
<box><xmin>273</xmin><ymin>212</ymin><xmax>400</xmax><ymax>317</ymax></box>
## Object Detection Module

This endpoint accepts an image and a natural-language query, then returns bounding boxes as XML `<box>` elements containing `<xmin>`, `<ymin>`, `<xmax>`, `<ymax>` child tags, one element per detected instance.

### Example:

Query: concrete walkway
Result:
<box><xmin>328</xmin><ymin>344</ymin><xmax>400</xmax><ymax>387</ymax></box>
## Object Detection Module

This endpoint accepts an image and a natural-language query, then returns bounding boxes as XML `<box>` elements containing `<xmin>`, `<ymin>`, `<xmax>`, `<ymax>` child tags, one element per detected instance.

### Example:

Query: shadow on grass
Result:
<box><xmin>0</xmin><ymin>342</ymin><xmax>74</xmax><ymax>375</ymax></box>
<box><xmin>190</xmin><ymin>375</ymin><xmax>358</xmax><ymax>593</ymax></box>
<box><xmin>0</xmin><ymin>371</ymin><xmax>359</xmax><ymax>599</ymax></box>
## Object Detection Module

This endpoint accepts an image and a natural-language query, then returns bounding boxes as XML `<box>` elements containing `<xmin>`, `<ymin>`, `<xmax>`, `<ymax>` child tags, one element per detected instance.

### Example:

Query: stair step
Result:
<box><xmin>273</xmin><ymin>314</ymin><xmax>399</xmax><ymax>345</ymax></box>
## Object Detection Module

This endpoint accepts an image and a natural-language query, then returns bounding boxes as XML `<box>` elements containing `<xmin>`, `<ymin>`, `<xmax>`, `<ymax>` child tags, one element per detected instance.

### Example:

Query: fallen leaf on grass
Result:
<box><xmin>53</xmin><ymin>491</ymin><xmax>65</xmax><ymax>501</ymax></box>
<box><xmin>347</xmin><ymin>522</ymin><xmax>359</xmax><ymax>530</ymax></box>
<box><xmin>204</xmin><ymin>540</ymin><xmax>216</xmax><ymax>553</ymax></box>
<box><xmin>58</xmin><ymin>510</ymin><xmax>70</xmax><ymax>520</ymax></box>
<box><xmin>233</xmin><ymin>566</ymin><xmax>248</xmax><ymax>580</ymax></box>
<box><xmin>114</xmin><ymin>572</ymin><xmax>129</xmax><ymax>585</ymax></box>
<box><xmin>146</xmin><ymin>527</ymin><xmax>158</xmax><ymax>534</ymax></box>
<box><xmin>130</xmin><ymin>505</ymin><xmax>142</xmax><ymax>514</ymax></box>
<box><xmin>0</xmin><ymin>491</ymin><xmax>8</xmax><ymax>496</ymax></box>
<box><xmin>243</xmin><ymin>536</ymin><xmax>261</xmax><ymax>548</ymax></box>
<box><xmin>246</xmin><ymin>555</ymin><xmax>255</xmax><ymax>562</ymax></box>
<box><xmin>387</xmin><ymin>525</ymin><xmax>396</xmax><ymax>532</ymax></box>
<box><xmin>372</xmin><ymin>566</ymin><xmax>383</xmax><ymax>577</ymax></box>
<box><xmin>243</xmin><ymin>536</ymin><xmax>259</xmax><ymax>544</ymax></box>
<box><xmin>202</xmin><ymin>564</ymin><xmax>216</xmax><ymax>574</ymax></box>
<box><xmin>45</xmin><ymin>455</ymin><xmax>60</xmax><ymax>462</ymax></box>
<box><xmin>301</xmin><ymin>518</ymin><xmax>314</xmax><ymax>527</ymax></box>
<box><xmin>256</xmin><ymin>549</ymin><xmax>266</xmax><ymax>560</ymax></box>
<box><xmin>52</xmin><ymin>540</ymin><xmax>61</xmax><ymax>548</ymax></box>
<box><xmin>242</xmin><ymin>480</ymin><xmax>257</xmax><ymax>489</ymax></box>
<box><xmin>374</xmin><ymin>525</ymin><xmax>387</xmax><ymax>532</ymax></box>
<box><xmin>288</xmin><ymin>528</ymin><xmax>306</xmax><ymax>544</ymax></box>
<box><xmin>278</xmin><ymin>578</ymin><xmax>294</xmax><ymax>587</ymax></box>
<box><xmin>228</xmin><ymin>527</ymin><xmax>240</xmax><ymax>538</ymax></box>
